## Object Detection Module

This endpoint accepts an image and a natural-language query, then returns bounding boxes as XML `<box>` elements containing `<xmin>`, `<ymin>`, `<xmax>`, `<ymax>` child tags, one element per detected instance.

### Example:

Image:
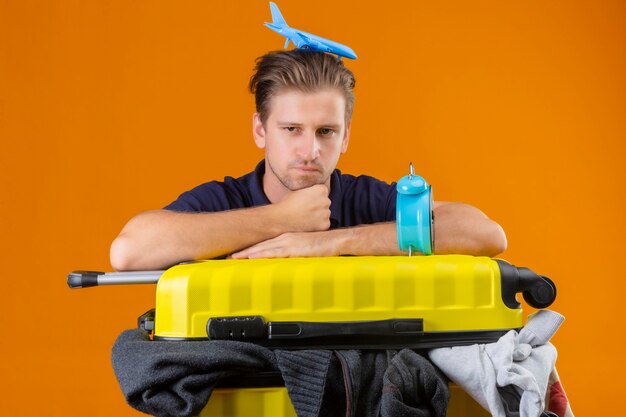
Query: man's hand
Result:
<box><xmin>230</xmin><ymin>223</ymin><xmax>402</xmax><ymax>259</ymax></box>
<box><xmin>230</xmin><ymin>230</ymin><xmax>344</xmax><ymax>259</ymax></box>
<box><xmin>275</xmin><ymin>184</ymin><xmax>331</xmax><ymax>232</ymax></box>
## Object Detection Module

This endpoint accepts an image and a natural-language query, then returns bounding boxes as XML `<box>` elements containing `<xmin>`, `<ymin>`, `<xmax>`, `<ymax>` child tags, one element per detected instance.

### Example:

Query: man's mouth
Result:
<box><xmin>291</xmin><ymin>165</ymin><xmax>321</xmax><ymax>172</ymax></box>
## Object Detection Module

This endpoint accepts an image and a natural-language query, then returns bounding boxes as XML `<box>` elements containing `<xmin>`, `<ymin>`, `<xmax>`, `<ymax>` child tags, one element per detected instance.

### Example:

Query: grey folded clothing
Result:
<box><xmin>275</xmin><ymin>349</ymin><xmax>333</xmax><ymax>417</ymax></box>
<box><xmin>112</xmin><ymin>329</ymin><xmax>278</xmax><ymax>417</ymax></box>
<box><xmin>112</xmin><ymin>330</ymin><xmax>449</xmax><ymax>417</ymax></box>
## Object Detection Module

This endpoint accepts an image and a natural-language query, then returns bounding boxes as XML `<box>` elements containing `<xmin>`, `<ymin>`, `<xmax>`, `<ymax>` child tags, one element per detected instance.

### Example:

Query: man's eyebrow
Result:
<box><xmin>276</xmin><ymin>121</ymin><xmax>342</xmax><ymax>129</ymax></box>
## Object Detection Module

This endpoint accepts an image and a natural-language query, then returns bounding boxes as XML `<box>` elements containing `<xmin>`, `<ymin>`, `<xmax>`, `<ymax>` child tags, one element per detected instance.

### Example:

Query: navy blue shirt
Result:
<box><xmin>164</xmin><ymin>160</ymin><xmax>397</xmax><ymax>228</ymax></box>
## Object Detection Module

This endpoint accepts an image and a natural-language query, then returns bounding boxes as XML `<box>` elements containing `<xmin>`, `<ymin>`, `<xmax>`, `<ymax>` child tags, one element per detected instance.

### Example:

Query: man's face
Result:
<box><xmin>253</xmin><ymin>88</ymin><xmax>350</xmax><ymax>202</ymax></box>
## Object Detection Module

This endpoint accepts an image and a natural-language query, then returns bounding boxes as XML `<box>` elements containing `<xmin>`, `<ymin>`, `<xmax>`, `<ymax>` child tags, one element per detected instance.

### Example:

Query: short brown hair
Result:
<box><xmin>249</xmin><ymin>50</ymin><xmax>355</xmax><ymax>124</ymax></box>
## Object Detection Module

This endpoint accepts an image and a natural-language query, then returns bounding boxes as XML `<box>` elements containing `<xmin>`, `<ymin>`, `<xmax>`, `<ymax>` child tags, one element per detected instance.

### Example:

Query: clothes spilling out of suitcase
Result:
<box><xmin>69</xmin><ymin>255</ymin><xmax>574</xmax><ymax>417</ymax></box>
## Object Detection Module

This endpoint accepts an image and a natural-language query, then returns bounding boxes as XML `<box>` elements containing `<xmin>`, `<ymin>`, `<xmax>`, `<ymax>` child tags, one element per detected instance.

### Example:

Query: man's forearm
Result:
<box><xmin>110</xmin><ymin>206</ymin><xmax>291</xmax><ymax>270</ymax></box>
<box><xmin>431</xmin><ymin>202</ymin><xmax>507</xmax><ymax>257</ymax></box>
<box><xmin>321</xmin><ymin>203</ymin><xmax>506</xmax><ymax>257</ymax></box>
<box><xmin>232</xmin><ymin>203</ymin><xmax>506</xmax><ymax>259</ymax></box>
<box><xmin>111</xmin><ymin>185</ymin><xmax>334</xmax><ymax>270</ymax></box>
<box><xmin>111</xmin><ymin>184</ymin><xmax>334</xmax><ymax>270</ymax></box>
<box><xmin>334</xmin><ymin>223</ymin><xmax>402</xmax><ymax>256</ymax></box>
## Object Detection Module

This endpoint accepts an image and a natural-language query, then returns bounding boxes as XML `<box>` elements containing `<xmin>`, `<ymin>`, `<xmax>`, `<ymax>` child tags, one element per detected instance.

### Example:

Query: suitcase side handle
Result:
<box><xmin>269</xmin><ymin>318</ymin><xmax>424</xmax><ymax>340</ymax></box>
<box><xmin>207</xmin><ymin>316</ymin><xmax>424</xmax><ymax>342</ymax></box>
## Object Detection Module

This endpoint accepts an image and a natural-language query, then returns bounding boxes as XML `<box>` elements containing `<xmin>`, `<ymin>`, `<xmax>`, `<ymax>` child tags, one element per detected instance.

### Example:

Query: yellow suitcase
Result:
<box><xmin>69</xmin><ymin>255</ymin><xmax>556</xmax><ymax>417</ymax></box>
<box><xmin>128</xmin><ymin>255</ymin><xmax>555</xmax><ymax>348</ymax></box>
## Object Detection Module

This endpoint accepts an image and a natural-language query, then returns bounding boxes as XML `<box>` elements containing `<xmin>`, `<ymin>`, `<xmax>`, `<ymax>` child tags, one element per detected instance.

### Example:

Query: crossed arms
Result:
<box><xmin>110</xmin><ymin>184</ymin><xmax>507</xmax><ymax>271</ymax></box>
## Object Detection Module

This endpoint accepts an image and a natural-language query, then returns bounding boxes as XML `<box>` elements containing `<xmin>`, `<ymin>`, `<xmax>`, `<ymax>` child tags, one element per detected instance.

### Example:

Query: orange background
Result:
<box><xmin>1</xmin><ymin>0</ymin><xmax>624</xmax><ymax>415</ymax></box>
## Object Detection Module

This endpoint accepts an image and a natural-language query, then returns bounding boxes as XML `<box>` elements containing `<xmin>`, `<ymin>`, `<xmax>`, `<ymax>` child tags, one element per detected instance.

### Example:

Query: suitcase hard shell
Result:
<box><xmin>202</xmin><ymin>385</ymin><xmax>490</xmax><ymax>417</ymax></box>
<box><xmin>138</xmin><ymin>255</ymin><xmax>555</xmax><ymax>349</ymax></box>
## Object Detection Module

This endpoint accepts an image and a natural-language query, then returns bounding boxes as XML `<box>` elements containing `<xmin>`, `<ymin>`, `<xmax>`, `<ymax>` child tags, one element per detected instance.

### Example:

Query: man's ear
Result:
<box><xmin>341</xmin><ymin>120</ymin><xmax>351</xmax><ymax>154</ymax></box>
<box><xmin>252</xmin><ymin>113</ymin><xmax>266</xmax><ymax>149</ymax></box>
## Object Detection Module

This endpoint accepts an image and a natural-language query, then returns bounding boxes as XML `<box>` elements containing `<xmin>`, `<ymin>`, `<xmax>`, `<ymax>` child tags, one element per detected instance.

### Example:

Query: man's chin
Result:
<box><xmin>284</xmin><ymin>175</ymin><xmax>325</xmax><ymax>191</ymax></box>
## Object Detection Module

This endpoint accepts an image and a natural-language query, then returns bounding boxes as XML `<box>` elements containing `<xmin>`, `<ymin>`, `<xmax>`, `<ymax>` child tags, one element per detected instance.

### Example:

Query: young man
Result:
<box><xmin>110</xmin><ymin>50</ymin><xmax>506</xmax><ymax>271</ymax></box>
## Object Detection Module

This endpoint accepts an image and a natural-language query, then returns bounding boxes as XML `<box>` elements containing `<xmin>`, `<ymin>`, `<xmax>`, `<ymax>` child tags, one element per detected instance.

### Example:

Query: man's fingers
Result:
<box><xmin>233</xmin><ymin>247</ymin><xmax>283</xmax><ymax>259</ymax></box>
<box><xmin>230</xmin><ymin>233</ymin><xmax>310</xmax><ymax>259</ymax></box>
<box><xmin>246</xmin><ymin>249</ymin><xmax>279</xmax><ymax>259</ymax></box>
<box><xmin>230</xmin><ymin>239</ymin><xmax>285</xmax><ymax>259</ymax></box>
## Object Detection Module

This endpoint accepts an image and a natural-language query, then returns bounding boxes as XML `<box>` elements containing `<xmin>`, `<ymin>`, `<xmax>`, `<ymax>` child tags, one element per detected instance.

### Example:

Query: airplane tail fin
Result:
<box><xmin>269</xmin><ymin>2</ymin><xmax>288</xmax><ymax>26</ymax></box>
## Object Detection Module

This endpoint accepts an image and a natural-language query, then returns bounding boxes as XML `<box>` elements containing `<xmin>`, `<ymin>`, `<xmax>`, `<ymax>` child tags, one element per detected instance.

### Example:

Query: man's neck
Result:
<box><xmin>262</xmin><ymin>173</ymin><xmax>287</xmax><ymax>204</ymax></box>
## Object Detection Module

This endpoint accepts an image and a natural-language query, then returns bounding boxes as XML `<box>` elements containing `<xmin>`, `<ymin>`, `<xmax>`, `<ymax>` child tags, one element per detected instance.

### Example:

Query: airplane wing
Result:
<box><xmin>295</xmin><ymin>32</ymin><xmax>312</xmax><ymax>43</ymax></box>
<box><xmin>295</xmin><ymin>32</ymin><xmax>325</xmax><ymax>50</ymax></box>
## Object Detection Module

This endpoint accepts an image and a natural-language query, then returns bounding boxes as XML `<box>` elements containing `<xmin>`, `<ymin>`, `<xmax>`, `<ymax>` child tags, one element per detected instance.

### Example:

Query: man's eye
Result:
<box><xmin>284</xmin><ymin>127</ymin><xmax>298</xmax><ymax>133</ymax></box>
<box><xmin>318</xmin><ymin>128</ymin><xmax>335</xmax><ymax>136</ymax></box>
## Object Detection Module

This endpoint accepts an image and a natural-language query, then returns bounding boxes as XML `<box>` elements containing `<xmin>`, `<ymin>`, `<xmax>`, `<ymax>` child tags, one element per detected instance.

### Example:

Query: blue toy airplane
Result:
<box><xmin>264</xmin><ymin>2</ymin><xmax>357</xmax><ymax>60</ymax></box>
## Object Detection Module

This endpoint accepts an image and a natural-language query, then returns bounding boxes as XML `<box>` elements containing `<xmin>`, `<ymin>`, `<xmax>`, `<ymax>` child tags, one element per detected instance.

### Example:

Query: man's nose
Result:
<box><xmin>297</xmin><ymin>132</ymin><xmax>320</xmax><ymax>161</ymax></box>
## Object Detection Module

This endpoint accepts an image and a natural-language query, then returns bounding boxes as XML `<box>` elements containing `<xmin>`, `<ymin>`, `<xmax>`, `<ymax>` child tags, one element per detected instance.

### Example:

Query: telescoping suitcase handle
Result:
<box><xmin>67</xmin><ymin>270</ymin><xmax>164</xmax><ymax>288</ymax></box>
